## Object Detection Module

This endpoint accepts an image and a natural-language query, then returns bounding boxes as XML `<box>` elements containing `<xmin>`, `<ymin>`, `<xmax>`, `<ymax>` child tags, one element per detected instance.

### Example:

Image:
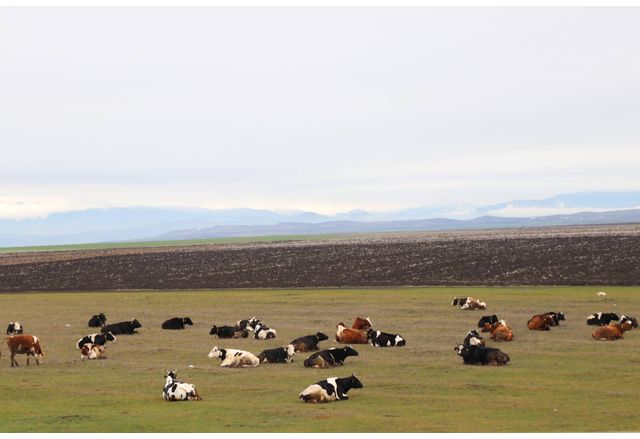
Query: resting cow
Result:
<box><xmin>299</xmin><ymin>374</ymin><xmax>363</xmax><ymax>403</ymax></box>
<box><xmin>161</xmin><ymin>317</ymin><xmax>194</xmax><ymax>330</ymax></box>
<box><xmin>246</xmin><ymin>318</ymin><xmax>277</xmax><ymax>340</ymax></box>
<box><xmin>462</xmin><ymin>329</ymin><xmax>485</xmax><ymax>347</ymax></box>
<box><xmin>258</xmin><ymin>344</ymin><xmax>296</xmax><ymax>363</ymax></box>
<box><xmin>289</xmin><ymin>332</ymin><xmax>329</xmax><ymax>352</ymax></box>
<box><xmin>489</xmin><ymin>320</ymin><xmax>513</xmax><ymax>342</ymax></box>
<box><xmin>163</xmin><ymin>370</ymin><xmax>201</xmax><ymax>401</ymax></box>
<box><xmin>209</xmin><ymin>325</ymin><xmax>249</xmax><ymax>338</ymax></box>
<box><xmin>303</xmin><ymin>346</ymin><xmax>359</xmax><ymax>368</ymax></box>
<box><xmin>6</xmin><ymin>322</ymin><xmax>23</xmax><ymax>335</ymax></box>
<box><xmin>543</xmin><ymin>312</ymin><xmax>565</xmax><ymax>326</ymax></box>
<box><xmin>6</xmin><ymin>335</ymin><xmax>46</xmax><ymax>367</ymax></box>
<box><xmin>335</xmin><ymin>323</ymin><xmax>367</xmax><ymax>344</ymax></box>
<box><xmin>592</xmin><ymin>318</ymin><xmax>635</xmax><ymax>341</ymax></box>
<box><xmin>88</xmin><ymin>313</ymin><xmax>107</xmax><ymax>327</ymax></box>
<box><xmin>477</xmin><ymin>315</ymin><xmax>499</xmax><ymax>329</ymax></box>
<box><xmin>77</xmin><ymin>332</ymin><xmax>117</xmax><ymax>349</ymax></box>
<box><xmin>528</xmin><ymin>314</ymin><xmax>551</xmax><ymax>331</ymax></box>
<box><xmin>587</xmin><ymin>312</ymin><xmax>620</xmax><ymax>326</ymax></box>
<box><xmin>455</xmin><ymin>344</ymin><xmax>509</xmax><ymax>366</ymax></box>
<box><xmin>208</xmin><ymin>346</ymin><xmax>260</xmax><ymax>368</ymax></box>
<box><xmin>452</xmin><ymin>297</ymin><xmax>486</xmax><ymax>310</ymax></box>
<box><xmin>620</xmin><ymin>315</ymin><xmax>639</xmax><ymax>329</ymax></box>
<box><xmin>352</xmin><ymin>317</ymin><xmax>373</xmax><ymax>330</ymax></box>
<box><xmin>366</xmin><ymin>329</ymin><xmax>406</xmax><ymax>347</ymax></box>
<box><xmin>101</xmin><ymin>319</ymin><xmax>141</xmax><ymax>335</ymax></box>
<box><xmin>80</xmin><ymin>344</ymin><xmax>106</xmax><ymax>360</ymax></box>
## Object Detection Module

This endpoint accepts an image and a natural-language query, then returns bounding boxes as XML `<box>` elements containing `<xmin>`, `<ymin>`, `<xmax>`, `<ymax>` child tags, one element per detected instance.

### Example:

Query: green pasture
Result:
<box><xmin>0</xmin><ymin>287</ymin><xmax>639</xmax><ymax>432</ymax></box>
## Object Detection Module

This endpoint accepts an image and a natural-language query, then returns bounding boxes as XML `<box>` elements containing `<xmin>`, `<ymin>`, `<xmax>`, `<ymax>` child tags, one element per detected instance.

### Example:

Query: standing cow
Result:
<box><xmin>6</xmin><ymin>335</ymin><xmax>46</xmax><ymax>367</ymax></box>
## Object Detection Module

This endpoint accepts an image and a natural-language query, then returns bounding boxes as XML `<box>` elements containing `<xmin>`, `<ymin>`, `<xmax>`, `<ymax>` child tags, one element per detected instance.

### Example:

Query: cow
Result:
<box><xmin>451</xmin><ymin>297</ymin><xmax>468</xmax><ymax>307</ymax></box>
<box><xmin>452</xmin><ymin>297</ymin><xmax>486</xmax><ymax>310</ymax></box>
<box><xmin>477</xmin><ymin>315</ymin><xmax>499</xmax><ymax>329</ymax></box>
<box><xmin>161</xmin><ymin>317</ymin><xmax>194</xmax><ymax>330</ymax></box>
<box><xmin>257</xmin><ymin>344</ymin><xmax>296</xmax><ymax>363</ymax></box>
<box><xmin>101</xmin><ymin>319</ymin><xmax>141</xmax><ymax>335</ymax></box>
<box><xmin>6</xmin><ymin>322</ymin><xmax>23</xmax><ymax>335</ymax></box>
<box><xmin>207</xmin><ymin>346</ymin><xmax>260</xmax><ymax>368</ymax></box>
<box><xmin>77</xmin><ymin>332</ymin><xmax>117</xmax><ymax>349</ymax></box>
<box><xmin>528</xmin><ymin>314</ymin><xmax>551</xmax><ymax>331</ymax></box>
<box><xmin>592</xmin><ymin>318</ymin><xmax>636</xmax><ymax>341</ymax></box>
<box><xmin>352</xmin><ymin>317</ymin><xmax>373</xmax><ymax>330</ymax></box>
<box><xmin>454</xmin><ymin>344</ymin><xmax>510</xmax><ymax>366</ymax></box>
<box><xmin>209</xmin><ymin>325</ymin><xmax>249</xmax><ymax>339</ymax></box>
<box><xmin>88</xmin><ymin>313</ymin><xmax>107</xmax><ymax>327</ymax></box>
<box><xmin>289</xmin><ymin>332</ymin><xmax>329</xmax><ymax>352</ymax></box>
<box><xmin>299</xmin><ymin>374</ymin><xmax>363</xmax><ymax>403</ymax></box>
<box><xmin>587</xmin><ymin>312</ymin><xmax>620</xmax><ymax>326</ymax></box>
<box><xmin>303</xmin><ymin>346</ymin><xmax>359</xmax><ymax>368</ymax></box>
<box><xmin>462</xmin><ymin>329</ymin><xmax>485</xmax><ymax>347</ymax></box>
<box><xmin>597</xmin><ymin>291</ymin><xmax>607</xmax><ymax>298</ymax></box>
<box><xmin>619</xmin><ymin>315</ymin><xmax>639</xmax><ymax>329</ymax></box>
<box><xmin>163</xmin><ymin>370</ymin><xmax>201</xmax><ymax>401</ymax></box>
<box><xmin>366</xmin><ymin>329</ymin><xmax>406</xmax><ymax>347</ymax></box>
<box><xmin>335</xmin><ymin>323</ymin><xmax>367</xmax><ymax>344</ymax></box>
<box><xmin>246</xmin><ymin>318</ymin><xmax>277</xmax><ymax>340</ymax></box>
<box><xmin>80</xmin><ymin>344</ymin><xmax>106</xmax><ymax>360</ymax></box>
<box><xmin>489</xmin><ymin>320</ymin><xmax>513</xmax><ymax>342</ymax></box>
<box><xmin>6</xmin><ymin>335</ymin><xmax>46</xmax><ymax>367</ymax></box>
<box><xmin>543</xmin><ymin>312</ymin><xmax>565</xmax><ymax>326</ymax></box>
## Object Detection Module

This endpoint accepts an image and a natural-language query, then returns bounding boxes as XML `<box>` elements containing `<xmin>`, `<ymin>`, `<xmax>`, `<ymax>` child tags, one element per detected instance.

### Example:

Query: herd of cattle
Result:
<box><xmin>451</xmin><ymin>296</ymin><xmax>639</xmax><ymax>366</ymax></box>
<box><xmin>3</xmin><ymin>295</ymin><xmax>638</xmax><ymax>403</ymax></box>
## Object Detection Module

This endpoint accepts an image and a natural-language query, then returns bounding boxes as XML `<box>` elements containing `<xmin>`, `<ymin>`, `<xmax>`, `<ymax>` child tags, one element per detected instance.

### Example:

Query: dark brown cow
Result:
<box><xmin>528</xmin><ymin>315</ymin><xmax>551</xmax><ymax>331</ymax></box>
<box><xmin>352</xmin><ymin>317</ymin><xmax>373</xmax><ymax>331</ymax></box>
<box><xmin>6</xmin><ymin>335</ymin><xmax>46</xmax><ymax>367</ymax></box>
<box><xmin>335</xmin><ymin>323</ymin><xmax>367</xmax><ymax>344</ymax></box>
<box><xmin>592</xmin><ymin>320</ymin><xmax>634</xmax><ymax>341</ymax></box>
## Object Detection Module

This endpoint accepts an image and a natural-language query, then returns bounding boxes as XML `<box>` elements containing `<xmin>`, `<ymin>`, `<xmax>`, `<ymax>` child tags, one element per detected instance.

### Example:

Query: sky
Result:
<box><xmin>1</xmin><ymin>6</ymin><xmax>639</xmax><ymax>219</ymax></box>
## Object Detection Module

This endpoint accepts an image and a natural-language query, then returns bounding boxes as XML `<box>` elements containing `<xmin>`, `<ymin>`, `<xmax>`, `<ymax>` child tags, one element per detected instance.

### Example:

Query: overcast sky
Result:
<box><xmin>1</xmin><ymin>7</ymin><xmax>639</xmax><ymax>219</ymax></box>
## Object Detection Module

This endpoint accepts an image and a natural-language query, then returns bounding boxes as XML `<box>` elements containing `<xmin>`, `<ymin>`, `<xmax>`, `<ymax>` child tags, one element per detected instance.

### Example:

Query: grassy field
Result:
<box><xmin>0</xmin><ymin>286</ymin><xmax>639</xmax><ymax>432</ymax></box>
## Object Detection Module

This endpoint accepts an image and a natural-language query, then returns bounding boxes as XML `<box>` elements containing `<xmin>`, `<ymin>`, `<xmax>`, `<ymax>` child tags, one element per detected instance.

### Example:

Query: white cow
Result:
<box><xmin>207</xmin><ymin>346</ymin><xmax>260</xmax><ymax>368</ymax></box>
<box><xmin>80</xmin><ymin>343</ymin><xmax>106</xmax><ymax>360</ymax></box>
<box><xmin>162</xmin><ymin>370</ymin><xmax>201</xmax><ymax>401</ymax></box>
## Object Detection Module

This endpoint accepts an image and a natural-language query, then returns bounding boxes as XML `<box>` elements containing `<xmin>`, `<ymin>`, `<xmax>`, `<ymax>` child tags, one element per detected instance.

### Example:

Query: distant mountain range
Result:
<box><xmin>1</xmin><ymin>191</ymin><xmax>639</xmax><ymax>247</ymax></box>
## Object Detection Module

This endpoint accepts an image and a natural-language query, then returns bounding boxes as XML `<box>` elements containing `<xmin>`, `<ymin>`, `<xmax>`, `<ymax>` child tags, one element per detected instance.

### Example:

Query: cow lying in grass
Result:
<box><xmin>244</xmin><ymin>317</ymin><xmax>277</xmax><ymax>340</ymax></box>
<box><xmin>289</xmin><ymin>332</ymin><xmax>329</xmax><ymax>352</ymax></box>
<box><xmin>452</xmin><ymin>297</ymin><xmax>487</xmax><ymax>310</ymax></box>
<box><xmin>528</xmin><ymin>314</ymin><xmax>551</xmax><ymax>331</ymax></box>
<box><xmin>88</xmin><ymin>313</ymin><xmax>107</xmax><ymax>327</ymax></box>
<box><xmin>366</xmin><ymin>329</ymin><xmax>406</xmax><ymax>347</ymax></box>
<box><xmin>587</xmin><ymin>312</ymin><xmax>620</xmax><ymax>326</ymax></box>
<box><xmin>335</xmin><ymin>323</ymin><xmax>367</xmax><ymax>344</ymax></box>
<box><xmin>455</xmin><ymin>344</ymin><xmax>510</xmax><ymax>366</ymax></box>
<box><xmin>462</xmin><ymin>329</ymin><xmax>485</xmax><ymax>347</ymax></box>
<box><xmin>477</xmin><ymin>315</ymin><xmax>499</xmax><ymax>329</ymax></box>
<box><xmin>299</xmin><ymin>374</ymin><xmax>363</xmax><ymax>403</ymax></box>
<box><xmin>162</xmin><ymin>317</ymin><xmax>193</xmax><ymax>330</ymax></box>
<box><xmin>6</xmin><ymin>335</ymin><xmax>46</xmax><ymax>367</ymax></box>
<box><xmin>163</xmin><ymin>370</ymin><xmax>201</xmax><ymax>401</ymax></box>
<box><xmin>209</xmin><ymin>325</ymin><xmax>249</xmax><ymax>338</ymax></box>
<box><xmin>77</xmin><ymin>332</ymin><xmax>117</xmax><ymax>349</ymax></box>
<box><xmin>258</xmin><ymin>344</ymin><xmax>296</xmax><ymax>363</ymax></box>
<box><xmin>303</xmin><ymin>346</ymin><xmax>359</xmax><ymax>368</ymax></box>
<box><xmin>208</xmin><ymin>346</ymin><xmax>260</xmax><ymax>368</ymax></box>
<box><xmin>592</xmin><ymin>317</ymin><xmax>636</xmax><ymax>341</ymax></box>
<box><xmin>489</xmin><ymin>320</ymin><xmax>513</xmax><ymax>342</ymax></box>
<box><xmin>80</xmin><ymin>344</ymin><xmax>106</xmax><ymax>360</ymax></box>
<box><xmin>101</xmin><ymin>319</ymin><xmax>141</xmax><ymax>335</ymax></box>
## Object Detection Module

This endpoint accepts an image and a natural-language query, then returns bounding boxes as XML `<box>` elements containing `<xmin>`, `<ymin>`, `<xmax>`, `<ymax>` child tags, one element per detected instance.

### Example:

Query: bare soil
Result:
<box><xmin>1</xmin><ymin>225</ymin><xmax>639</xmax><ymax>292</ymax></box>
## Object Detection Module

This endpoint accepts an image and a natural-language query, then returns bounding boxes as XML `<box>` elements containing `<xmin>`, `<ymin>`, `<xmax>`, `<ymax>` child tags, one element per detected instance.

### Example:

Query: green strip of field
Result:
<box><xmin>1</xmin><ymin>286</ymin><xmax>639</xmax><ymax>432</ymax></box>
<box><xmin>0</xmin><ymin>233</ymin><xmax>348</xmax><ymax>254</ymax></box>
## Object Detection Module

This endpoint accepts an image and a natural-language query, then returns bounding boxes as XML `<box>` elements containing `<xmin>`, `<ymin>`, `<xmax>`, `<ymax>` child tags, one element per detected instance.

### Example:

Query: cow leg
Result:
<box><xmin>26</xmin><ymin>355</ymin><xmax>30</xmax><ymax>366</ymax></box>
<box><xmin>11</xmin><ymin>352</ymin><xmax>18</xmax><ymax>367</ymax></box>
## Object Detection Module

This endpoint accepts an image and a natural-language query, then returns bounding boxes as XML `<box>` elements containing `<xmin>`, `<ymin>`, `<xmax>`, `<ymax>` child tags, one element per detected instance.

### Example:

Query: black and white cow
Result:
<box><xmin>543</xmin><ymin>311</ymin><xmax>566</xmax><ymax>326</ymax></box>
<box><xmin>77</xmin><ymin>331</ymin><xmax>117</xmax><ymax>349</ymax></box>
<box><xmin>620</xmin><ymin>315</ymin><xmax>639</xmax><ymax>329</ymax></box>
<box><xmin>207</xmin><ymin>346</ymin><xmax>260</xmax><ymax>368</ymax></box>
<box><xmin>257</xmin><ymin>344</ymin><xmax>296</xmax><ymax>363</ymax></box>
<box><xmin>161</xmin><ymin>317</ymin><xmax>194</xmax><ymax>330</ymax></box>
<box><xmin>299</xmin><ymin>374</ymin><xmax>363</xmax><ymax>403</ymax></box>
<box><xmin>209</xmin><ymin>325</ymin><xmax>249</xmax><ymax>338</ymax></box>
<box><xmin>289</xmin><ymin>332</ymin><xmax>329</xmax><ymax>352</ymax></box>
<box><xmin>6</xmin><ymin>322</ymin><xmax>23</xmax><ymax>335</ymax></box>
<box><xmin>462</xmin><ymin>329</ymin><xmax>485</xmax><ymax>347</ymax></box>
<box><xmin>477</xmin><ymin>315</ymin><xmax>499</xmax><ymax>328</ymax></box>
<box><xmin>101</xmin><ymin>319</ymin><xmax>142</xmax><ymax>335</ymax></box>
<box><xmin>247</xmin><ymin>318</ymin><xmax>277</xmax><ymax>340</ymax></box>
<box><xmin>163</xmin><ymin>370</ymin><xmax>201</xmax><ymax>401</ymax></box>
<box><xmin>454</xmin><ymin>344</ymin><xmax>510</xmax><ymax>366</ymax></box>
<box><xmin>303</xmin><ymin>346</ymin><xmax>359</xmax><ymax>368</ymax></box>
<box><xmin>586</xmin><ymin>312</ymin><xmax>620</xmax><ymax>326</ymax></box>
<box><xmin>366</xmin><ymin>329</ymin><xmax>406</xmax><ymax>347</ymax></box>
<box><xmin>88</xmin><ymin>313</ymin><xmax>107</xmax><ymax>327</ymax></box>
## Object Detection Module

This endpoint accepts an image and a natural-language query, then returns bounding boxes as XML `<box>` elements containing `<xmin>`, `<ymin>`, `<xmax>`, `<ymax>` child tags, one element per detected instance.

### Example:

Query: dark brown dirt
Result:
<box><xmin>0</xmin><ymin>225</ymin><xmax>639</xmax><ymax>292</ymax></box>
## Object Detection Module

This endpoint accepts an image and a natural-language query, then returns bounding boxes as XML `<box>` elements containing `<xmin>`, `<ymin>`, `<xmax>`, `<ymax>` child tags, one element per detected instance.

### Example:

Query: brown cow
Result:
<box><xmin>352</xmin><ymin>317</ymin><xmax>373</xmax><ymax>331</ymax></box>
<box><xmin>80</xmin><ymin>343</ymin><xmax>106</xmax><ymax>360</ymax></box>
<box><xmin>489</xmin><ymin>321</ymin><xmax>514</xmax><ymax>342</ymax></box>
<box><xmin>528</xmin><ymin>315</ymin><xmax>551</xmax><ymax>331</ymax></box>
<box><xmin>6</xmin><ymin>335</ymin><xmax>46</xmax><ymax>367</ymax></box>
<box><xmin>592</xmin><ymin>320</ymin><xmax>634</xmax><ymax>341</ymax></box>
<box><xmin>335</xmin><ymin>323</ymin><xmax>367</xmax><ymax>344</ymax></box>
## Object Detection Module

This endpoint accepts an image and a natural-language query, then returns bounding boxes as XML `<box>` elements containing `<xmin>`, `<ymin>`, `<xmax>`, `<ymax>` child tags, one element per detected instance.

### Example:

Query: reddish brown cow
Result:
<box><xmin>6</xmin><ymin>335</ymin><xmax>46</xmax><ymax>367</ymax></box>
<box><xmin>592</xmin><ymin>321</ymin><xmax>633</xmax><ymax>341</ymax></box>
<box><xmin>528</xmin><ymin>315</ymin><xmax>550</xmax><ymax>331</ymax></box>
<box><xmin>335</xmin><ymin>323</ymin><xmax>367</xmax><ymax>344</ymax></box>
<box><xmin>352</xmin><ymin>317</ymin><xmax>373</xmax><ymax>331</ymax></box>
<box><xmin>490</xmin><ymin>322</ymin><xmax>514</xmax><ymax>342</ymax></box>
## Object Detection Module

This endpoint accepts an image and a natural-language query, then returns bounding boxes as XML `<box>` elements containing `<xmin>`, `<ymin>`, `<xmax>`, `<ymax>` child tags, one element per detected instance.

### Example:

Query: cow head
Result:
<box><xmin>365</xmin><ymin>329</ymin><xmax>375</xmax><ymax>340</ymax></box>
<box><xmin>209</xmin><ymin>326</ymin><xmax>218</xmax><ymax>335</ymax></box>
<box><xmin>315</xmin><ymin>332</ymin><xmax>329</xmax><ymax>341</ymax></box>
<box><xmin>284</xmin><ymin>344</ymin><xmax>296</xmax><ymax>357</ymax></box>
<box><xmin>336</xmin><ymin>322</ymin><xmax>346</xmax><ymax>329</ymax></box>
<box><xmin>132</xmin><ymin>319</ymin><xmax>142</xmax><ymax>329</ymax></box>
<box><xmin>451</xmin><ymin>297</ymin><xmax>459</xmax><ymax>306</ymax></box>
<box><xmin>454</xmin><ymin>344</ymin><xmax>466</xmax><ymax>355</ymax></box>
<box><xmin>208</xmin><ymin>346</ymin><xmax>224</xmax><ymax>359</ymax></box>
<box><xmin>246</xmin><ymin>317</ymin><xmax>261</xmax><ymax>331</ymax></box>
<box><xmin>184</xmin><ymin>317</ymin><xmax>194</xmax><ymax>326</ymax></box>
<box><xmin>98</xmin><ymin>313</ymin><xmax>107</xmax><ymax>323</ymax></box>
<box><xmin>105</xmin><ymin>331</ymin><xmax>117</xmax><ymax>342</ymax></box>
<box><xmin>557</xmin><ymin>312</ymin><xmax>566</xmax><ymax>321</ymax></box>
<box><xmin>620</xmin><ymin>315</ymin><xmax>639</xmax><ymax>328</ymax></box>
<box><xmin>353</xmin><ymin>317</ymin><xmax>373</xmax><ymax>330</ymax></box>
<box><xmin>349</xmin><ymin>374</ymin><xmax>363</xmax><ymax>389</ymax></box>
<box><xmin>467</xmin><ymin>329</ymin><xmax>483</xmax><ymax>339</ymax></box>
<box><xmin>343</xmin><ymin>345</ymin><xmax>359</xmax><ymax>357</ymax></box>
